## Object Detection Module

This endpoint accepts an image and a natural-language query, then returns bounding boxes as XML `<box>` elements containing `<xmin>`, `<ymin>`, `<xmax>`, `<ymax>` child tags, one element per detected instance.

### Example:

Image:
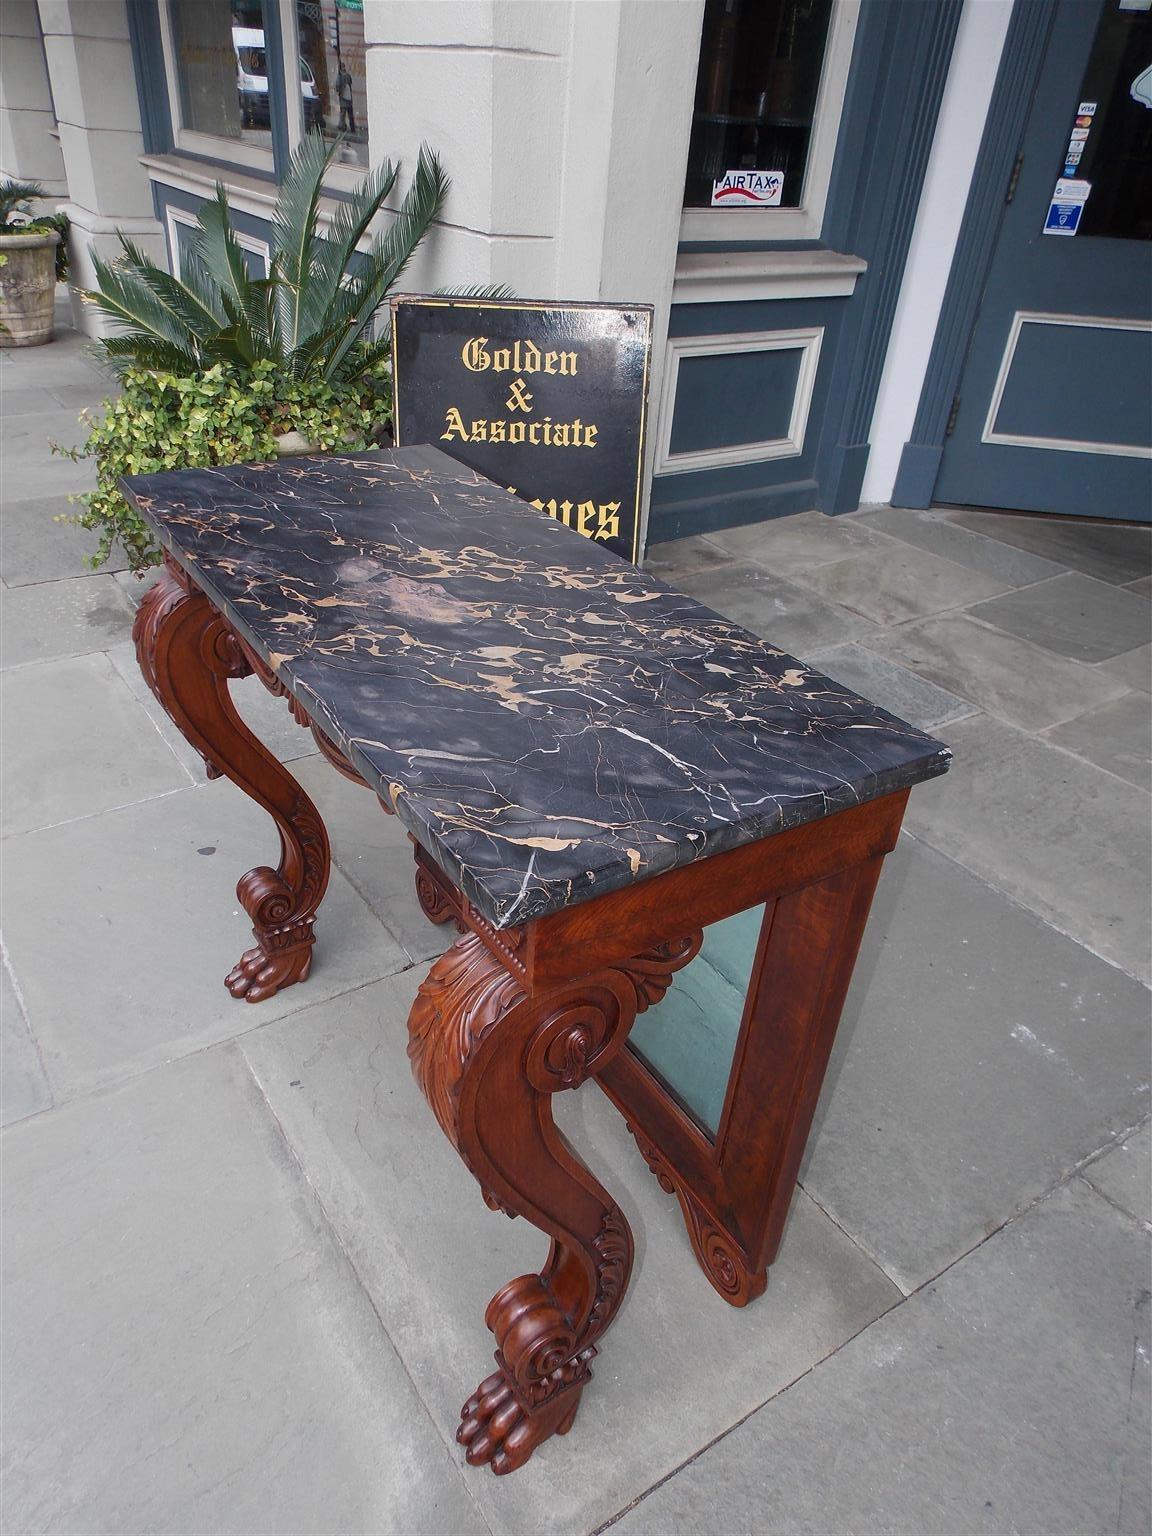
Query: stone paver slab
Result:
<box><xmin>1082</xmin><ymin>1121</ymin><xmax>1152</xmax><ymax>1226</ymax></box>
<box><xmin>0</xmin><ymin>964</ymin><xmax>51</xmax><ymax>1127</ymax></box>
<box><xmin>705</xmin><ymin>508</ymin><xmax>895</xmax><ymax>574</ymax></box>
<box><xmin>1</xmin><ymin>778</ymin><xmax>409</xmax><ymax>1096</ymax></box>
<box><xmin>1</xmin><ymin>573</ymin><xmax>133</xmax><ymax>668</ymax></box>
<box><xmin>800</xmin><ymin>834</ymin><xmax>1151</xmax><ymax>1291</ymax></box>
<box><xmin>291</xmin><ymin>754</ymin><xmax>450</xmax><ymax>965</ymax></box>
<box><xmin>675</xmin><ymin>560</ymin><xmax>882</xmax><ymax>655</ymax></box>
<box><xmin>0</xmin><ymin>495</ymin><xmax>123</xmax><ymax>585</ymax></box>
<box><xmin>0</xmin><ymin>385</ymin><xmax>65</xmax><ymax>418</ymax></box>
<box><xmin>242</xmin><ymin>973</ymin><xmax>901</xmax><ymax>1536</ymax></box>
<box><xmin>870</xmin><ymin>610</ymin><xmax>1130</xmax><ymax>731</ymax></box>
<box><xmin>806</xmin><ymin>643</ymin><xmax>974</xmax><ymax>731</ymax></box>
<box><xmin>1045</xmin><ymin>691</ymin><xmax>1152</xmax><ymax>790</ymax></box>
<box><xmin>788</xmin><ymin>541</ymin><xmax>1010</xmax><ymax>626</ymax></box>
<box><xmin>642</xmin><ymin>533</ymin><xmax>737</xmax><ymax>584</ymax></box>
<box><xmin>852</xmin><ymin>504</ymin><xmax>1067</xmax><ymax>586</ymax></box>
<box><xmin>611</xmin><ymin>1179</ymin><xmax>1151</xmax><ymax>1536</ymax></box>
<box><xmin>4</xmin><ymin>403</ymin><xmax>91</xmax><ymax>458</ymax></box>
<box><xmin>946</xmin><ymin>507</ymin><xmax>1152</xmax><ymax>586</ymax></box>
<box><xmin>0</xmin><ymin>652</ymin><xmax>191</xmax><ymax>836</ymax></box>
<box><xmin>0</xmin><ymin>1045</ymin><xmax>484</xmax><ymax>1536</ymax></box>
<box><xmin>107</xmin><ymin>639</ymin><xmax>321</xmax><ymax>778</ymax></box>
<box><xmin>1100</xmin><ymin>643</ymin><xmax>1151</xmax><ymax>692</ymax></box>
<box><xmin>967</xmin><ymin>572</ymin><xmax>1152</xmax><ymax>663</ymax></box>
<box><xmin>904</xmin><ymin>713</ymin><xmax>1152</xmax><ymax>982</ymax></box>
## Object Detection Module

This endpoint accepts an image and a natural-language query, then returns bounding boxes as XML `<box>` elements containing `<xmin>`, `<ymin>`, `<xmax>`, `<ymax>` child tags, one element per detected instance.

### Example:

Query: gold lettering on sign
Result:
<box><xmin>440</xmin><ymin>407</ymin><xmax>599</xmax><ymax>447</ymax></box>
<box><xmin>461</xmin><ymin>337</ymin><xmax>578</xmax><ymax>376</ymax></box>
<box><xmin>506</xmin><ymin>378</ymin><xmax>534</xmax><ymax>413</ymax></box>
<box><xmin>530</xmin><ymin>497</ymin><xmax>622</xmax><ymax>543</ymax></box>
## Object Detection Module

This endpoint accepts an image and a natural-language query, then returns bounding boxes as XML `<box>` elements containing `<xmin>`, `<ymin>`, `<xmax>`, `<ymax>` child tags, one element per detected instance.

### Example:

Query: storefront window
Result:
<box><xmin>295</xmin><ymin>1</ymin><xmax>369</xmax><ymax>166</ymax></box>
<box><xmin>683</xmin><ymin>0</ymin><xmax>835</xmax><ymax>211</ymax></box>
<box><xmin>168</xmin><ymin>0</ymin><xmax>274</xmax><ymax>150</ymax></box>
<box><xmin>1056</xmin><ymin>0</ymin><xmax>1152</xmax><ymax>240</ymax></box>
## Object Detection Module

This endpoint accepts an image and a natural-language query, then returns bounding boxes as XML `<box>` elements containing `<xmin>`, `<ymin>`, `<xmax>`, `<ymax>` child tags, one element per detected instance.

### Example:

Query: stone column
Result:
<box><xmin>361</xmin><ymin>0</ymin><xmax>702</xmax><ymax>547</ymax></box>
<box><xmin>37</xmin><ymin>0</ymin><xmax>165</xmax><ymax>335</ymax></box>
<box><xmin>0</xmin><ymin>0</ymin><xmax>67</xmax><ymax>196</ymax></box>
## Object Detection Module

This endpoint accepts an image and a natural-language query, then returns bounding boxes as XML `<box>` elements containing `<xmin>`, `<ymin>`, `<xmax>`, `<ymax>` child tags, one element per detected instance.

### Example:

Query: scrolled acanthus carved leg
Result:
<box><xmin>133</xmin><ymin>557</ymin><xmax>331</xmax><ymax>1003</ymax></box>
<box><xmin>407</xmin><ymin>929</ymin><xmax>700</xmax><ymax>1474</ymax></box>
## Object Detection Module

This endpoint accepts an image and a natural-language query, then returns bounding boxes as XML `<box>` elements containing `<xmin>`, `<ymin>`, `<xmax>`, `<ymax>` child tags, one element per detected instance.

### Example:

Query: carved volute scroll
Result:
<box><xmin>626</xmin><ymin>1121</ymin><xmax>765</xmax><ymax>1306</ymax></box>
<box><xmin>134</xmin><ymin>558</ymin><xmax>332</xmax><ymax>1002</ymax></box>
<box><xmin>408</xmin><ymin>927</ymin><xmax>700</xmax><ymax>1474</ymax></box>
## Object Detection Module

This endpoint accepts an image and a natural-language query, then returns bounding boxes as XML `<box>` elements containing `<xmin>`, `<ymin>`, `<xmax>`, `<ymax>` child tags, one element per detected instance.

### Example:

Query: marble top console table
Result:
<box><xmin>123</xmin><ymin>446</ymin><xmax>950</xmax><ymax>1475</ymax></box>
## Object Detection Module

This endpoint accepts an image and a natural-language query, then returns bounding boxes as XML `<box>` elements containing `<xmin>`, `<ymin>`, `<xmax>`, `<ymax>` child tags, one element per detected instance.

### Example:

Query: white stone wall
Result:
<box><xmin>37</xmin><ymin>0</ymin><xmax>165</xmax><ymax>334</ymax></box>
<box><xmin>0</xmin><ymin>0</ymin><xmax>67</xmax><ymax>196</ymax></box>
<box><xmin>362</xmin><ymin>0</ymin><xmax>704</xmax><ymax>544</ymax></box>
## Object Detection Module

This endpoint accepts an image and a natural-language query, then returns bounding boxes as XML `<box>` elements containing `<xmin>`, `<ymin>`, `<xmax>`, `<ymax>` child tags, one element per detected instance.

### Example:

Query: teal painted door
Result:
<box><xmin>935</xmin><ymin>0</ymin><xmax>1152</xmax><ymax>522</ymax></box>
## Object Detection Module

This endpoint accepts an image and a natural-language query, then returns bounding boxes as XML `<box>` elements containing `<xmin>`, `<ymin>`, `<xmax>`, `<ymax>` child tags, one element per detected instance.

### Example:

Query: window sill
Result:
<box><xmin>672</xmin><ymin>248</ymin><xmax>867</xmax><ymax>306</ymax></box>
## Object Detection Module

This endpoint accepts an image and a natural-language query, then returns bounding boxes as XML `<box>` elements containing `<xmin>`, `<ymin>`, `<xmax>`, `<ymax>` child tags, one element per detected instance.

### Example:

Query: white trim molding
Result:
<box><xmin>678</xmin><ymin>0</ymin><xmax>860</xmax><ymax>244</ymax></box>
<box><xmin>983</xmin><ymin>311</ymin><xmax>1152</xmax><ymax>459</ymax></box>
<box><xmin>672</xmin><ymin>248</ymin><xmax>867</xmax><ymax>306</ymax></box>
<box><xmin>164</xmin><ymin>204</ymin><xmax>270</xmax><ymax>278</ymax></box>
<box><xmin>654</xmin><ymin>327</ymin><xmax>824</xmax><ymax>476</ymax></box>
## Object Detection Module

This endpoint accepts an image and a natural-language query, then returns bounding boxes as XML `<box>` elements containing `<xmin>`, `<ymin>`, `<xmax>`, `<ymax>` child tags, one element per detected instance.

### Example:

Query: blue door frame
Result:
<box><xmin>894</xmin><ymin>0</ymin><xmax>1152</xmax><ymax>521</ymax></box>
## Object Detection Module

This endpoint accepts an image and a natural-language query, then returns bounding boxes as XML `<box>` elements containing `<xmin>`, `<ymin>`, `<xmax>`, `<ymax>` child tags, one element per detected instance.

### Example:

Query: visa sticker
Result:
<box><xmin>1078</xmin><ymin>101</ymin><xmax>1098</xmax><ymax>114</ymax></box>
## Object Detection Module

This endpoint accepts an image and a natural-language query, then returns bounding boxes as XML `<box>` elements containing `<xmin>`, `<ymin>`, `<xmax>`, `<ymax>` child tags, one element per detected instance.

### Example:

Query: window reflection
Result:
<box><xmin>684</xmin><ymin>0</ymin><xmax>834</xmax><ymax>211</ymax></box>
<box><xmin>169</xmin><ymin>0</ymin><xmax>273</xmax><ymax>148</ymax></box>
<box><xmin>296</xmin><ymin>1</ymin><xmax>369</xmax><ymax>166</ymax></box>
<box><xmin>1062</xmin><ymin>1</ymin><xmax>1152</xmax><ymax>240</ymax></box>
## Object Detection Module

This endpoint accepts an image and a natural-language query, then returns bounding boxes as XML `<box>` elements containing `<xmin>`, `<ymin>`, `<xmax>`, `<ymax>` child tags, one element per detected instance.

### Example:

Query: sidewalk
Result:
<box><xmin>2</xmin><ymin>304</ymin><xmax>1149</xmax><ymax>1536</ymax></box>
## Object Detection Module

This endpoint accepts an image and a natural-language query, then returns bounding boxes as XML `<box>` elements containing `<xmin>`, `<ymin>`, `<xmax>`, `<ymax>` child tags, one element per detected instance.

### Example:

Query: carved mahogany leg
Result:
<box><xmin>133</xmin><ymin>559</ymin><xmax>331</xmax><ymax>1002</ymax></box>
<box><xmin>408</xmin><ymin>930</ymin><xmax>700</xmax><ymax>1474</ymax></box>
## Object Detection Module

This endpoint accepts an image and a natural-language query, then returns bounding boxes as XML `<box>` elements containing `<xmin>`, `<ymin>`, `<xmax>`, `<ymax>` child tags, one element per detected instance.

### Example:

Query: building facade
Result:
<box><xmin>3</xmin><ymin>0</ymin><xmax>1148</xmax><ymax>548</ymax></box>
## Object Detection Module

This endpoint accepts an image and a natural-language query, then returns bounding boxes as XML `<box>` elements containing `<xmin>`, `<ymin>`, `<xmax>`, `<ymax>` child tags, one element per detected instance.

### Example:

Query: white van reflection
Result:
<box><xmin>233</xmin><ymin>27</ymin><xmax>322</xmax><ymax>132</ymax></box>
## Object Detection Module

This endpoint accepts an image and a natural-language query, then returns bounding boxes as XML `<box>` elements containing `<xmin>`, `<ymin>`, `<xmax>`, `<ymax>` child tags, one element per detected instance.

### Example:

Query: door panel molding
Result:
<box><xmin>982</xmin><ymin>311</ymin><xmax>1152</xmax><ymax>458</ymax></box>
<box><xmin>891</xmin><ymin>0</ymin><xmax>1057</xmax><ymax>508</ymax></box>
<box><xmin>655</xmin><ymin>328</ymin><xmax>824</xmax><ymax>475</ymax></box>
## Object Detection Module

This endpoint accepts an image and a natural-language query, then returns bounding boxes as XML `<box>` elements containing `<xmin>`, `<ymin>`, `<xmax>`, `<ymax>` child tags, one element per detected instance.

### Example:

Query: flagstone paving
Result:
<box><xmin>1</xmin><ymin>306</ymin><xmax>1148</xmax><ymax>1535</ymax></box>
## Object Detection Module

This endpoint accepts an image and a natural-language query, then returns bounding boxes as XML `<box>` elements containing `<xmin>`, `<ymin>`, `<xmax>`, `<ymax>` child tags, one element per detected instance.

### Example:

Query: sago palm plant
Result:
<box><xmin>80</xmin><ymin>132</ymin><xmax>447</xmax><ymax>386</ymax></box>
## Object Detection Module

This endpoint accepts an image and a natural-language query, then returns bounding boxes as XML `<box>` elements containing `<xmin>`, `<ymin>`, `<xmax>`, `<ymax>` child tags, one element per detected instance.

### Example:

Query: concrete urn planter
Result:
<box><xmin>0</xmin><ymin>230</ymin><xmax>60</xmax><ymax>347</ymax></box>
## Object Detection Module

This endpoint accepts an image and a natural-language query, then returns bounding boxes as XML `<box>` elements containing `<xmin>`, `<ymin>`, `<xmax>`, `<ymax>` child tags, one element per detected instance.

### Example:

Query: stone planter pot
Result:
<box><xmin>275</xmin><ymin>430</ymin><xmax>316</xmax><ymax>457</ymax></box>
<box><xmin>0</xmin><ymin>230</ymin><xmax>60</xmax><ymax>348</ymax></box>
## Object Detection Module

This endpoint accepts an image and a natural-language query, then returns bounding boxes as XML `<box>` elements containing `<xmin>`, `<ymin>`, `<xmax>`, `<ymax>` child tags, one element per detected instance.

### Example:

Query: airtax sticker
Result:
<box><xmin>710</xmin><ymin>169</ymin><xmax>785</xmax><ymax>207</ymax></box>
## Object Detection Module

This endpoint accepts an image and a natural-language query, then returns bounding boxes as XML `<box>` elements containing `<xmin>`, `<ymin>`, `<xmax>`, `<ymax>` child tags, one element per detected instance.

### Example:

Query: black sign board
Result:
<box><xmin>389</xmin><ymin>296</ymin><xmax>652</xmax><ymax>563</ymax></box>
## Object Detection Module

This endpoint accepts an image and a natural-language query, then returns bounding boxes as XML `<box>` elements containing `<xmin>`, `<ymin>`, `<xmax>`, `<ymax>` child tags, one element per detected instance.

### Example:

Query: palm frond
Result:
<box><xmin>368</xmin><ymin>145</ymin><xmax>449</xmax><ymax>300</ymax></box>
<box><xmin>80</xmin><ymin>249</ymin><xmax>205</xmax><ymax>374</ymax></box>
<box><xmin>194</xmin><ymin>185</ymin><xmax>254</xmax><ymax>307</ymax></box>
<box><xmin>115</xmin><ymin>234</ymin><xmax>227</xmax><ymax>340</ymax></box>
<box><xmin>317</xmin><ymin>146</ymin><xmax>449</xmax><ymax>382</ymax></box>
<box><xmin>81</xmin><ymin>133</ymin><xmax>450</xmax><ymax>394</ymax></box>
<box><xmin>271</xmin><ymin>132</ymin><xmax>337</xmax><ymax>363</ymax></box>
<box><xmin>95</xmin><ymin>332</ymin><xmax>201</xmax><ymax>374</ymax></box>
<box><xmin>301</xmin><ymin>155</ymin><xmax>399</xmax><ymax>340</ymax></box>
<box><xmin>0</xmin><ymin>178</ymin><xmax>45</xmax><ymax>226</ymax></box>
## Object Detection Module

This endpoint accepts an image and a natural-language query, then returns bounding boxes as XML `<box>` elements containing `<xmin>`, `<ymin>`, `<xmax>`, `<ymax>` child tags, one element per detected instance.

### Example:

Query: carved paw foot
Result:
<box><xmin>457</xmin><ymin>1368</ymin><xmax>582</xmax><ymax>1475</ymax></box>
<box><xmin>224</xmin><ymin>939</ymin><xmax>313</xmax><ymax>1002</ymax></box>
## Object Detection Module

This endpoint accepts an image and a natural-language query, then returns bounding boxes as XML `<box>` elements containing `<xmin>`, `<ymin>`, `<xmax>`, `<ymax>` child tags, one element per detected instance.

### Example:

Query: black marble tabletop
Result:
<box><xmin>122</xmin><ymin>446</ymin><xmax>950</xmax><ymax>928</ymax></box>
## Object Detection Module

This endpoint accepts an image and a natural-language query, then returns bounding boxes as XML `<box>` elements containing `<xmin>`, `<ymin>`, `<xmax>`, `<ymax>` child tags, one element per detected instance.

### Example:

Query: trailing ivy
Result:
<box><xmin>55</xmin><ymin>358</ymin><xmax>388</xmax><ymax>573</ymax></box>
